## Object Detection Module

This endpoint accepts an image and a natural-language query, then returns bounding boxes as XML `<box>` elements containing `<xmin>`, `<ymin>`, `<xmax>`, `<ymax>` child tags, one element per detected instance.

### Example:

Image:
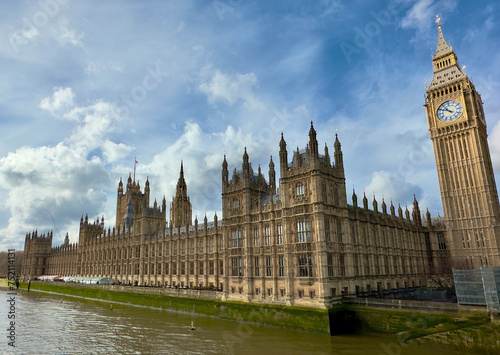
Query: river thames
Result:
<box><xmin>1</xmin><ymin>289</ymin><xmax>468</xmax><ymax>354</ymax></box>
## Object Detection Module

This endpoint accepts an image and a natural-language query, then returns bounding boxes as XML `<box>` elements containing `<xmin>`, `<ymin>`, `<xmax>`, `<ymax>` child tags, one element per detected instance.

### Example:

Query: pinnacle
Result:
<box><xmin>433</xmin><ymin>16</ymin><xmax>453</xmax><ymax>59</ymax></box>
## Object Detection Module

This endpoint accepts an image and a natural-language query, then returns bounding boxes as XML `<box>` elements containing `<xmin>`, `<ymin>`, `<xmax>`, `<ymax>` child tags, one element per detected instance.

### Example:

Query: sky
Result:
<box><xmin>1</xmin><ymin>0</ymin><xmax>499</xmax><ymax>252</ymax></box>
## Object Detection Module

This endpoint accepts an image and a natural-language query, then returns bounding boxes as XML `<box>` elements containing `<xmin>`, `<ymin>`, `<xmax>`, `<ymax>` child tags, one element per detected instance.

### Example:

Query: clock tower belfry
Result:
<box><xmin>424</xmin><ymin>16</ymin><xmax>500</xmax><ymax>268</ymax></box>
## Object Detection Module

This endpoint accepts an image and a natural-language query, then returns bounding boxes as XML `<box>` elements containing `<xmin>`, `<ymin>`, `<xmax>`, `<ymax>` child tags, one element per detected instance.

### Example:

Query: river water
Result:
<box><xmin>0</xmin><ymin>289</ymin><xmax>470</xmax><ymax>354</ymax></box>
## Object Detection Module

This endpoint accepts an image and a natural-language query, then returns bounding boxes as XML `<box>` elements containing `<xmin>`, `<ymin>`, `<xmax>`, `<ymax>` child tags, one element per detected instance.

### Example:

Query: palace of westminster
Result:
<box><xmin>21</xmin><ymin>21</ymin><xmax>500</xmax><ymax>308</ymax></box>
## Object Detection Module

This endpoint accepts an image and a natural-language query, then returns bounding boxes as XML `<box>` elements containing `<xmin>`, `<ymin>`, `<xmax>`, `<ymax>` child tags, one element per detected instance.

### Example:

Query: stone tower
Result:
<box><xmin>424</xmin><ymin>17</ymin><xmax>500</xmax><ymax>267</ymax></box>
<box><xmin>170</xmin><ymin>162</ymin><xmax>192</xmax><ymax>228</ymax></box>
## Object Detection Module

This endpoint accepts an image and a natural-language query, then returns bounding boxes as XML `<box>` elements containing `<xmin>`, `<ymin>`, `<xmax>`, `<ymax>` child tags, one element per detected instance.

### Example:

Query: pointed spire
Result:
<box><xmin>382</xmin><ymin>198</ymin><xmax>387</xmax><ymax>214</ymax></box>
<box><xmin>433</xmin><ymin>15</ymin><xmax>453</xmax><ymax>59</ymax></box>
<box><xmin>373</xmin><ymin>195</ymin><xmax>378</xmax><ymax>212</ymax></box>
<box><xmin>426</xmin><ymin>208</ymin><xmax>432</xmax><ymax>226</ymax></box>
<box><xmin>352</xmin><ymin>188</ymin><xmax>358</xmax><ymax>207</ymax></box>
<box><xmin>334</xmin><ymin>132</ymin><xmax>343</xmax><ymax>169</ymax></box>
<box><xmin>279</xmin><ymin>132</ymin><xmax>288</xmax><ymax>177</ymax></box>
<box><xmin>222</xmin><ymin>155</ymin><xmax>229</xmax><ymax>186</ymax></box>
<box><xmin>308</xmin><ymin>121</ymin><xmax>318</xmax><ymax>158</ymax></box>
<box><xmin>363</xmin><ymin>192</ymin><xmax>368</xmax><ymax>211</ymax></box>
<box><xmin>324</xmin><ymin>143</ymin><xmax>331</xmax><ymax>166</ymax></box>
<box><xmin>180</xmin><ymin>160</ymin><xmax>184</xmax><ymax>178</ymax></box>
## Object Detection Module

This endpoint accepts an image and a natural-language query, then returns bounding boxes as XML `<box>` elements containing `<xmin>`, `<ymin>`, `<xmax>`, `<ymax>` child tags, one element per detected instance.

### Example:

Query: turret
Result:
<box><xmin>308</xmin><ymin>121</ymin><xmax>318</xmax><ymax>160</ymax></box>
<box><xmin>242</xmin><ymin>147</ymin><xmax>250</xmax><ymax>182</ymax></box>
<box><xmin>144</xmin><ymin>177</ymin><xmax>150</xmax><ymax>207</ymax></box>
<box><xmin>363</xmin><ymin>193</ymin><xmax>368</xmax><ymax>211</ymax></box>
<box><xmin>170</xmin><ymin>162</ymin><xmax>192</xmax><ymax>228</ymax></box>
<box><xmin>279</xmin><ymin>132</ymin><xmax>288</xmax><ymax>177</ymax></box>
<box><xmin>382</xmin><ymin>199</ymin><xmax>387</xmax><ymax>214</ymax></box>
<box><xmin>222</xmin><ymin>155</ymin><xmax>229</xmax><ymax>187</ymax></box>
<box><xmin>352</xmin><ymin>189</ymin><xmax>358</xmax><ymax>208</ymax></box>
<box><xmin>334</xmin><ymin>133</ymin><xmax>343</xmax><ymax>169</ymax></box>
<box><xmin>373</xmin><ymin>195</ymin><xmax>378</xmax><ymax>213</ymax></box>
<box><xmin>268</xmin><ymin>156</ymin><xmax>276</xmax><ymax>194</ymax></box>
<box><xmin>118</xmin><ymin>177</ymin><xmax>123</xmax><ymax>193</ymax></box>
<box><xmin>324</xmin><ymin>143</ymin><xmax>331</xmax><ymax>166</ymax></box>
<box><xmin>412</xmin><ymin>195</ymin><xmax>422</xmax><ymax>226</ymax></box>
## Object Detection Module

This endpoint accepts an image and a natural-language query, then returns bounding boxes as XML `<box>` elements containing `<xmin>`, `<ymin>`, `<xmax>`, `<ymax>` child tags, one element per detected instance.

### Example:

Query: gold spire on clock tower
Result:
<box><xmin>425</xmin><ymin>16</ymin><xmax>500</xmax><ymax>268</ymax></box>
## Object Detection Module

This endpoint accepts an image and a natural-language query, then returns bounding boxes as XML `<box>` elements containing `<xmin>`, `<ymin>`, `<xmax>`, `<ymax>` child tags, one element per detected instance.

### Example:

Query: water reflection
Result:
<box><xmin>0</xmin><ymin>290</ymin><xmax>466</xmax><ymax>354</ymax></box>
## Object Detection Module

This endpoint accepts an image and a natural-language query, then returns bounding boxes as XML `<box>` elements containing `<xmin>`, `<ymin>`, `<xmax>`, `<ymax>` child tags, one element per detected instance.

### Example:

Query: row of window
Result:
<box><xmin>231</xmin><ymin>254</ymin><xmax>313</xmax><ymax>278</ymax></box>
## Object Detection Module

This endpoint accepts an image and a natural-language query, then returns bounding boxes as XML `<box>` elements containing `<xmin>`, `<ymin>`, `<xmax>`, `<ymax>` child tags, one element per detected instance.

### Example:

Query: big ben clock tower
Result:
<box><xmin>425</xmin><ymin>16</ymin><xmax>500</xmax><ymax>268</ymax></box>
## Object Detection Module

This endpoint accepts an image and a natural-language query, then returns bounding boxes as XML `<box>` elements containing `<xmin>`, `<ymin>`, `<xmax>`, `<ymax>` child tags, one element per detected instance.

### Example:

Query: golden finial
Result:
<box><xmin>436</xmin><ymin>15</ymin><xmax>441</xmax><ymax>26</ymax></box>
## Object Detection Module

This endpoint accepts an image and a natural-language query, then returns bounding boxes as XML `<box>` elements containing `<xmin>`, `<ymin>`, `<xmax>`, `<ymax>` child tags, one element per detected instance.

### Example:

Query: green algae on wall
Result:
<box><xmin>21</xmin><ymin>282</ymin><xmax>330</xmax><ymax>334</ymax></box>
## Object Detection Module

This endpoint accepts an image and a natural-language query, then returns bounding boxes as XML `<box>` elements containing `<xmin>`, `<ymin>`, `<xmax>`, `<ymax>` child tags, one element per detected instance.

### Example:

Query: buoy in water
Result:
<box><xmin>110</xmin><ymin>304</ymin><xmax>113</xmax><ymax>310</ymax></box>
<box><xmin>190</xmin><ymin>321</ymin><xmax>196</xmax><ymax>330</ymax></box>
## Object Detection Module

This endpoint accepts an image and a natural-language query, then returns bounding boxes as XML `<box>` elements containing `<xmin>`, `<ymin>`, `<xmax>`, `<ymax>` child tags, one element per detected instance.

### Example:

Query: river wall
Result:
<box><xmin>21</xmin><ymin>282</ymin><xmax>330</xmax><ymax>334</ymax></box>
<box><xmin>20</xmin><ymin>280</ymin><xmax>498</xmax><ymax>350</ymax></box>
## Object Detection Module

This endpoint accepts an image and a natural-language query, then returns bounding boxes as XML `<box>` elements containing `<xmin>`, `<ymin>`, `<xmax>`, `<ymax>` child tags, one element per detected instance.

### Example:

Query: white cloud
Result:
<box><xmin>0</xmin><ymin>143</ymin><xmax>110</xmax><ymax>249</ymax></box>
<box><xmin>40</xmin><ymin>87</ymin><xmax>75</xmax><ymax>117</ymax></box>
<box><xmin>9</xmin><ymin>25</ymin><xmax>39</xmax><ymax>50</ymax></box>
<box><xmin>198</xmin><ymin>70</ymin><xmax>265</xmax><ymax>110</ymax></box>
<box><xmin>102</xmin><ymin>141</ymin><xmax>135</xmax><ymax>163</ymax></box>
<box><xmin>363</xmin><ymin>170</ymin><xmax>423</xmax><ymax>209</ymax></box>
<box><xmin>401</xmin><ymin>0</ymin><xmax>458</xmax><ymax>33</ymax></box>
<box><xmin>54</xmin><ymin>18</ymin><xmax>84</xmax><ymax>47</ymax></box>
<box><xmin>0</xmin><ymin>89</ymin><xmax>135</xmax><ymax>250</ymax></box>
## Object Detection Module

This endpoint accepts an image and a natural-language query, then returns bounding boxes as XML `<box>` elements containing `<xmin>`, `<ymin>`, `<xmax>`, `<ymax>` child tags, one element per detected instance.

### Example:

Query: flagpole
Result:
<box><xmin>134</xmin><ymin>157</ymin><xmax>137</xmax><ymax>182</ymax></box>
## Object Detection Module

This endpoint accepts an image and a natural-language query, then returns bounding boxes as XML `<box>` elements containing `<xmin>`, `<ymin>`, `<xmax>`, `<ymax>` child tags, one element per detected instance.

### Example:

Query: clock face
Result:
<box><xmin>437</xmin><ymin>100</ymin><xmax>463</xmax><ymax>122</ymax></box>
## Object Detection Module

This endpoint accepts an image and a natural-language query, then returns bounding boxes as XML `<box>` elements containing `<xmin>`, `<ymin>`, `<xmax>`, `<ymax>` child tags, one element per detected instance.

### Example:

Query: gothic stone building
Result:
<box><xmin>21</xmin><ymin>21</ymin><xmax>499</xmax><ymax>308</ymax></box>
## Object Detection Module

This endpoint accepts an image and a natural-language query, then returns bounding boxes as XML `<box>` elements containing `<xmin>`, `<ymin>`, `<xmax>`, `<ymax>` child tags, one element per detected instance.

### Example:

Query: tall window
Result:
<box><xmin>151</xmin><ymin>245</ymin><xmax>155</xmax><ymax>257</ymax></box>
<box><xmin>298</xmin><ymin>254</ymin><xmax>313</xmax><ymax>277</ymax></box>
<box><xmin>327</xmin><ymin>254</ymin><xmax>334</xmax><ymax>277</ymax></box>
<box><xmin>190</xmin><ymin>240</ymin><xmax>194</xmax><ymax>254</ymax></box>
<box><xmin>266</xmin><ymin>256</ymin><xmax>272</xmax><ymax>276</ymax></box>
<box><xmin>254</xmin><ymin>257</ymin><xmax>260</xmax><ymax>276</ymax></box>
<box><xmin>322</xmin><ymin>183</ymin><xmax>327</xmax><ymax>203</ymax></box>
<box><xmin>181</xmin><ymin>241</ymin><xmax>186</xmax><ymax>255</ymax></box>
<box><xmin>189</xmin><ymin>261</ymin><xmax>194</xmax><ymax>275</ymax></box>
<box><xmin>165</xmin><ymin>263</ymin><xmax>169</xmax><ymax>275</ymax></box>
<box><xmin>363</xmin><ymin>255</ymin><xmax>371</xmax><ymax>275</ymax></box>
<box><xmin>425</xmin><ymin>233</ymin><xmax>431</xmax><ymax>251</ymax></box>
<box><xmin>231</xmin><ymin>257</ymin><xmax>243</xmax><ymax>276</ymax></box>
<box><xmin>325</xmin><ymin>219</ymin><xmax>330</xmax><ymax>242</ymax></box>
<box><xmin>199</xmin><ymin>240</ymin><xmax>204</xmax><ymax>253</ymax></box>
<box><xmin>265</xmin><ymin>226</ymin><xmax>271</xmax><ymax>245</ymax></box>
<box><xmin>437</xmin><ymin>232</ymin><xmax>447</xmax><ymax>250</ymax></box>
<box><xmin>232</xmin><ymin>230</ymin><xmax>242</xmax><ymax>248</ymax></box>
<box><xmin>172</xmin><ymin>262</ymin><xmax>177</xmax><ymax>275</ymax></box>
<box><xmin>173</xmin><ymin>241</ymin><xmax>177</xmax><ymax>256</ymax></box>
<box><xmin>337</xmin><ymin>222</ymin><xmax>342</xmax><ymax>243</ymax></box>
<box><xmin>209</xmin><ymin>238</ymin><xmax>214</xmax><ymax>253</ymax></box>
<box><xmin>209</xmin><ymin>261</ymin><xmax>214</xmax><ymax>275</ymax></box>
<box><xmin>254</xmin><ymin>228</ymin><xmax>259</xmax><ymax>246</ymax></box>
<box><xmin>278</xmin><ymin>256</ymin><xmax>284</xmax><ymax>276</ymax></box>
<box><xmin>297</xmin><ymin>220</ymin><xmax>310</xmax><ymax>242</ymax></box>
<box><xmin>181</xmin><ymin>262</ymin><xmax>185</xmax><ymax>275</ymax></box>
<box><xmin>158</xmin><ymin>244</ymin><xmax>162</xmax><ymax>257</ymax></box>
<box><xmin>339</xmin><ymin>254</ymin><xmax>345</xmax><ymax>276</ymax></box>
<box><xmin>199</xmin><ymin>261</ymin><xmax>204</xmax><ymax>275</ymax></box>
<box><xmin>219</xmin><ymin>260</ymin><xmax>224</xmax><ymax>275</ymax></box>
<box><xmin>296</xmin><ymin>183</ymin><xmax>304</xmax><ymax>197</ymax></box>
<box><xmin>277</xmin><ymin>224</ymin><xmax>283</xmax><ymax>244</ymax></box>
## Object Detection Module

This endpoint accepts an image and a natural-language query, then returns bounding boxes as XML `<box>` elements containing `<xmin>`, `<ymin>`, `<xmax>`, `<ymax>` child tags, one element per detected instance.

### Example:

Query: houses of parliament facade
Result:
<box><xmin>21</xmin><ymin>20</ymin><xmax>500</xmax><ymax>308</ymax></box>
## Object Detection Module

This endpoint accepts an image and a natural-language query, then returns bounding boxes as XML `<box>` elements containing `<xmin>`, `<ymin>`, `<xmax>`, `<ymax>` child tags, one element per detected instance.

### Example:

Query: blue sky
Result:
<box><xmin>1</xmin><ymin>0</ymin><xmax>499</xmax><ymax>251</ymax></box>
